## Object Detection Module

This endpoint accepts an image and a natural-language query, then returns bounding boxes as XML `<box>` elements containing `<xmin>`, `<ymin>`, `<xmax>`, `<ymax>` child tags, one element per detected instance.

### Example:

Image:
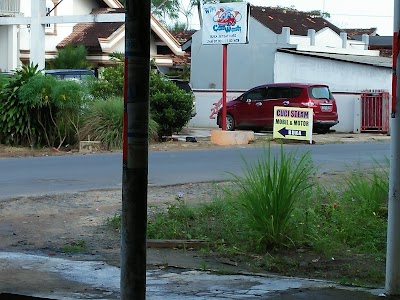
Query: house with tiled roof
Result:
<box><xmin>188</xmin><ymin>5</ymin><xmax>392</xmax><ymax>133</ymax></box>
<box><xmin>343</xmin><ymin>27</ymin><xmax>378</xmax><ymax>39</ymax></box>
<box><xmin>0</xmin><ymin>0</ymin><xmax>187</xmax><ymax>73</ymax></box>
<box><xmin>55</xmin><ymin>7</ymin><xmax>186</xmax><ymax>72</ymax></box>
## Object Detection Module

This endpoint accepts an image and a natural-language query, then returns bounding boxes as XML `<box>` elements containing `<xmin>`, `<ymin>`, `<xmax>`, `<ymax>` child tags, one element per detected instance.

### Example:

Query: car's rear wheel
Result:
<box><xmin>314</xmin><ymin>125</ymin><xmax>330</xmax><ymax>134</ymax></box>
<box><xmin>226</xmin><ymin>114</ymin><xmax>235</xmax><ymax>131</ymax></box>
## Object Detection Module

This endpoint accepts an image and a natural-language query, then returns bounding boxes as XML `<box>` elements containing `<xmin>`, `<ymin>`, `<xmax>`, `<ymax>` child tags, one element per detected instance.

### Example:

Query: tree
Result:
<box><xmin>167</xmin><ymin>21</ymin><xmax>187</xmax><ymax>31</ymax></box>
<box><xmin>50</xmin><ymin>44</ymin><xmax>91</xmax><ymax>69</ymax></box>
<box><xmin>152</xmin><ymin>0</ymin><xmax>180</xmax><ymax>23</ymax></box>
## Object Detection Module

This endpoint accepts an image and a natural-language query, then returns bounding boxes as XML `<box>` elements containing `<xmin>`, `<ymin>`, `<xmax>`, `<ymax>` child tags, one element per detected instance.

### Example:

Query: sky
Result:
<box><xmin>185</xmin><ymin>0</ymin><xmax>395</xmax><ymax>36</ymax></box>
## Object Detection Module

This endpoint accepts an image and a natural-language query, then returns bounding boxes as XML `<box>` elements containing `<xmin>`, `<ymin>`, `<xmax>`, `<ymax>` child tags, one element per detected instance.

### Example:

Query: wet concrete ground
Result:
<box><xmin>0</xmin><ymin>251</ymin><xmax>398</xmax><ymax>300</ymax></box>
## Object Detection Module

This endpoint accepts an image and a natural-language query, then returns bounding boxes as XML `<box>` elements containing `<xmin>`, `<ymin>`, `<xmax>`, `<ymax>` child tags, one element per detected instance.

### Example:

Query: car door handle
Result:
<box><xmin>256</xmin><ymin>102</ymin><xmax>262</xmax><ymax>107</ymax></box>
<box><xmin>282</xmin><ymin>100</ymin><xmax>289</xmax><ymax>106</ymax></box>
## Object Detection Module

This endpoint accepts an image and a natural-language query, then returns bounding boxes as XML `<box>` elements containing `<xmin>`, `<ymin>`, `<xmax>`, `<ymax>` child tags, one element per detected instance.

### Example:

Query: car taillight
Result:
<box><xmin>301</xmin><ymin>101</ymin><xmax>316</xmax><ymax>107</ymax></box>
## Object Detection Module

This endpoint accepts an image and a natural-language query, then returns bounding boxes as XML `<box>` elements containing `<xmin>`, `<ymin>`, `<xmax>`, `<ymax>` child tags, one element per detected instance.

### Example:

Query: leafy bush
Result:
<box><xmin>0</xmin><ymin>64</ymin><xmax>41</xmax><ymax>146</ymax></box>
<box><xmin>0</xmin><ymin>73</ymin><xmax>11</xmax><ymax>89</ymax></box>
<box><xmin>17</xmin><ymin>74</ymin><xmax>85</xmax><ymax>148</ymax></box>
<box><xmin>88</xmin><ymin>61</ymin><xmax>193</xmax><ymax>138</ymax></box>
<box><xmin>87</xmin><ymin>63</ymin><xmax>124</xmax><ymax>99</ymax></box>
<box><xmin>50</xmin><ymin>43</ymin><xmax>91</xmax><ymax>69</ymax></box>
<box><xmin>150</xmin><ymin>72</ymin><xmax>194</xmax><ymax>137</ymax></box>
<box><xmin>80</xmin><ymin>96</ymin><xmax>158</xmax><ymax>149</ymax></box>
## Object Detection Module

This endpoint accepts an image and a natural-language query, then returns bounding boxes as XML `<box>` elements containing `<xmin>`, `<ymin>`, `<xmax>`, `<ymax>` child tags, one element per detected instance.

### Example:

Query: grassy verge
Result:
<box><xmin>107</xmin><ymin>147</ymin><xmax>388</xmax><ymax>287</ymax></box>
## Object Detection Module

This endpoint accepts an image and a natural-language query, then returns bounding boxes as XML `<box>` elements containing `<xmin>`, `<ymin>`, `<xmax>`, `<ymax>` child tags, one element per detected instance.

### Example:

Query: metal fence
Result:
<box><xmin>361</xmin><ymin>90</ymin><xmax>390</xmax><ymax>133</ymax></box>
<box><xmin>0</xmin><ymin>0</ymin><xmax>20</xmax><ymax>16</ymax></box>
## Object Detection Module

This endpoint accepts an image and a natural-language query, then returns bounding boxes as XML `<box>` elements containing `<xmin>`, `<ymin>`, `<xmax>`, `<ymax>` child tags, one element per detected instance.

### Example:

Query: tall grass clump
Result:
<box><xmin>342</xmin><ymin>159</ymin><xmax>389</xmax><ymax>215</ymax></box>
<box><xmin>80</xmin><ymin>96</ymin><xmax>158</xmax><ymax>149</ymax></box>
<box><xmin>226</xmin><ymin>146</ymin><xmax>316</xmax><ymax>251</ymax></box>
<box><xmin>305</xmin><ymin>159</ymin><xmax>389</xmax><ymax>255</ymax></box>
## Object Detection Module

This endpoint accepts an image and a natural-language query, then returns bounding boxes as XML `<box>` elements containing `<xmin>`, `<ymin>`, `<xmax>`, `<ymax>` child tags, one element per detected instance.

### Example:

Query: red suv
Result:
<box><xmin>217</xmin><ymin>83</ymin><xmax>339</xmax><ymax>133</ymax></box>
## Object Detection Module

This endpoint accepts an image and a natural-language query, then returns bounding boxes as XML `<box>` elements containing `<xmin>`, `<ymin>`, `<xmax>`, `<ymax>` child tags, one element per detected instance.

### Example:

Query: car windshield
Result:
<box><xmin>309</xmin><ymin>86</ymin><xmax>333</xmax><ymax>100</ymax></box>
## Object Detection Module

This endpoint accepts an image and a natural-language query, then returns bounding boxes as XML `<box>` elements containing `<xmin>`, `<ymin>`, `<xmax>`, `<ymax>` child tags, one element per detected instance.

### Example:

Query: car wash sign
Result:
<box><xmin>201</xmin><ymin>2</ymin><xmax>249</xmax><ymax>45</ymax></box>
<box><xmin>273</xmin><ymin>107</ymin><xmax>313</xmax><ymax>143</ymax></box>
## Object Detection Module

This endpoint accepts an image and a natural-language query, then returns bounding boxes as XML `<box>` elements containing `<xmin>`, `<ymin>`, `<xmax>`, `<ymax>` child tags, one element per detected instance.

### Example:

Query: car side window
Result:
<box><xmin>266</xmin><ymin>87</ymin><xmax>292</xmax><ymax>99</ymax></box>
<box><xmin>244</xmin><ymin>88</ymin><xmax>268</xmax><ymax>101</ymax></box>
<box><xmin>291</xmin><ymin>87</ymin><xmax>303</xmax><ymax>98</ymax></box>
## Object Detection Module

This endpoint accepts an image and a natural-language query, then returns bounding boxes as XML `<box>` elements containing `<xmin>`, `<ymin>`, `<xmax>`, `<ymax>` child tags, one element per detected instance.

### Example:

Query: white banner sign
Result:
<box><xmin>201</xmin><ymin>2</ymin><xmax>249</xmax><ymax>45</ymax></box>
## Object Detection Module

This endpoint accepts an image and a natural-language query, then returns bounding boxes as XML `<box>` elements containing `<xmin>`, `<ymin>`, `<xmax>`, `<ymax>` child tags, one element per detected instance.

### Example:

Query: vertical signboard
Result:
<box><xmin>201</xmin><ymin>2</ymin><xmax>249</xmax><ymax>130</ymax></box>
<box><xmin>202</xmin><ymin>2</ymin><xmax>249</xmax><ymax>45</ymax></box>
<box><xmin>273</xmin><ymin>106</ymin><xmax>313</xmax><ymax>143</ymax></box>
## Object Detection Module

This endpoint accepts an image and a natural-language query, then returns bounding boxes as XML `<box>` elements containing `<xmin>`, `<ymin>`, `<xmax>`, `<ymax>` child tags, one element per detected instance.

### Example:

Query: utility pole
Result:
<box><xmin>386</xmin><ymin>0</ymin><xmax>400</xmax><ymax>295</ymax></box>
<box><xmin>121</xmin><ymin>0</ymin><xmax>150</xmax><ymax>299</ymax></box>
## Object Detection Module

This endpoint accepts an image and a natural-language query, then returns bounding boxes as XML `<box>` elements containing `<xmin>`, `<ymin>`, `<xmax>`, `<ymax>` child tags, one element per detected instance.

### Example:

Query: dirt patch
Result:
<box><xmin>0</xmin><ymin>134</ymin><xmax>389</xmax><ymax>290</ymax></box>
<box><xmin>0</xmin><ymin>179</ymin><xmax>385</xmax><ymax>288</ymax></box>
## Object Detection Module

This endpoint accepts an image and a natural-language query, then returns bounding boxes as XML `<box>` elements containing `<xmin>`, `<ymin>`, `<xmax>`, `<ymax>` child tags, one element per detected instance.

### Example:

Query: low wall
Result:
<box><xmin>188</xmin><ymin>90</ymin><xmax>244</xmax><ymax>128</ymax></box>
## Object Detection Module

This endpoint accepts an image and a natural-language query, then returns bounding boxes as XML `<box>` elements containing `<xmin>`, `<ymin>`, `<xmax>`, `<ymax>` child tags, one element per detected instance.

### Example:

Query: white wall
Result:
<box><xmin>274</xmin><ymin>52</ymin><xmax>391</xmax><ymax>92</ymax></box>
<box><xmin>0</xmin><ymin>26</ymin><xmax>8</xmax><ymax>71</ymax></box>
<box><xmin>188</xmin><ymin>91</ymin><xmax>244</xmax><ymax>128</ymax></box>
<box><xmin>190</xmin><ymin>18</ymin><xmax>279</xmax><ymax>90</ymax></box>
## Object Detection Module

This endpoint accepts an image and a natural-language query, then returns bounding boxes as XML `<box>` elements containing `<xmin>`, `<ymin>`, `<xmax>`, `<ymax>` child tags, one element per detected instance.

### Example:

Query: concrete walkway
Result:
<box><xmin>175</xmin><ymin>127</ymin><xmax>391</xmax><ymax>144</ymax></box>
<box><xmin>0</xmin><ymin>251</ymin><xmax>393</xmax><ymax>300</ymax></box>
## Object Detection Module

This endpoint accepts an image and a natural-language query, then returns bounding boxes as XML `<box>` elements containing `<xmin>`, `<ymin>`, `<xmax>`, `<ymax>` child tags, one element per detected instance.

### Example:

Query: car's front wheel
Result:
<box><xmin>226</xmin><ymin>114</ymin><xmax>235</xmax><ymax>131</ymax></box>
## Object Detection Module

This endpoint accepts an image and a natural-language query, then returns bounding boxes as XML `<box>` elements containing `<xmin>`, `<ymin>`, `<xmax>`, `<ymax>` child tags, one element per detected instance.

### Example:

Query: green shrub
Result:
<box><xmin>87</xmin><ymin>63</ymin><xmax>124</xmax><ymax>99</ymax></box>
<box><xmin>150</xmin><ymin>72</ymin><xmax>193</xmax><ymax>137</ymax></box>
<box><xmin>0</xmin><ymin>63</ymin><xmax>41</xmax><ymax>146</ymax></box>
<box><xmin>147</xmin><ymin>193</ymin><xmax>230</xmax><ymax>241</ymax></box>
<box><xmin>50</xmin><ymin>43</ymin><xmax>91</xmax><ymax>69</ymax></box>
<box><xmin>80</xmin><ymin>97</ymin><xmax>124</xmax><ymax>149</ymax></box>
<box><xmin>0</xmin><ymin>73</ymin><xmax>11</xmax><ymax>89</ymax></box>
<box><xmin>17</xmin><ymin>74</ymin><xmax>85</xmax><ymax>148</ymax></box>
<box><xmin>80</xmin><ymin>96</ymin><xmax>158</xmax><ymax>149</ymax></box>
<box><xmin>226</xmin><ymin>146</ymin><xmax>316</xmax><ymax>251</ymax></box>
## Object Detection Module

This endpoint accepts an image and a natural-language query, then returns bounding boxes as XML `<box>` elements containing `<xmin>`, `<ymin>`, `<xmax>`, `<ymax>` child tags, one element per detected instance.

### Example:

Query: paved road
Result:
<box><xmin>0</xmin><ymin>142</ymin><xmax>390</xmax><ymax>199</ymax></box>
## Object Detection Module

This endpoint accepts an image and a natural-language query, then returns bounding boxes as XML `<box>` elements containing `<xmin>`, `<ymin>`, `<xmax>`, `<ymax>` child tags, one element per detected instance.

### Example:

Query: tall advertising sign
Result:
<box><xmin>202</xmin><ymin>2</ymin><xmax>249</xmax><ymax>45</ymax></box>
<box><xmin>201</xmin><ymin>2</ymin><xmax>249</xmax><ymax>130</ymax></box>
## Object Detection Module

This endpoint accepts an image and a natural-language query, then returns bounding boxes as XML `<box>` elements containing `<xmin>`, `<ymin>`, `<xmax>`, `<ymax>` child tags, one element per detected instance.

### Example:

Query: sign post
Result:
<box><xmin>201</xmin><ymin>1</ymin><xmax>249</xmax><ymax>130</ymax></box>
<box><xmin>272</xmin><ymin>107</ymin><xmax>313</xmax><ymax>144</ymax></box>
<box><xmin>222</xmin><ymin>44</ymin><xmax>227</xmax><ymax>130</ymax></box>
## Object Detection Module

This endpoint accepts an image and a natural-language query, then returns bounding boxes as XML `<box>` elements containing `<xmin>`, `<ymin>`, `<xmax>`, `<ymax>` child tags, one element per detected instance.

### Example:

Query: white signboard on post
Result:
<box><xmin>273</xmin><ymin>106</ymin><xmax>314</xmax><ymax>144</ymax></box>
<box><xmin>201</xmin><ymin>2</ymin><xmax>249</xmax><ymax>45</ymax></box>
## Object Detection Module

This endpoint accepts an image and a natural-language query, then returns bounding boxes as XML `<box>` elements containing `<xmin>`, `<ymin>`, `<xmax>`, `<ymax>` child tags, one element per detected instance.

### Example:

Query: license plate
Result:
<box><xmin>320</xmin><ymin>105</ymin><xmax>332</xmax><ymax>112</ymax></box>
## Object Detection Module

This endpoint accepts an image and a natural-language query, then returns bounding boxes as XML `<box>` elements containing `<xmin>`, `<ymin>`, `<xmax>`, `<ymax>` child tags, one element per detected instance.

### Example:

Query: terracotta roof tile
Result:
<box><xmin>342</xmin><ymin>28</ymin><xmax>377</xmax><ymax>38</ymax></box>
<box><xmin>172</xmin><ymin>52</ymin><xmax>191</xmax><ymax>65</ymax></box>
<box><xmin>57</xmin><ymin>22</ymin><xmax>123</xmax><ymax>52</ymax></box>
<box><xmin>250</xmin><ymin>6</ymin><xmax>342</xmax><ymax>36</ymax></box>
<box><xmin>57</xmin><ymin>8</ymin><xmax>125</xmax><ymax>52</ymax></box>
<box><xmin>170</xmin><ymin>30</ymin><xmax>196</xmax><ymax>45</ymax></box>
